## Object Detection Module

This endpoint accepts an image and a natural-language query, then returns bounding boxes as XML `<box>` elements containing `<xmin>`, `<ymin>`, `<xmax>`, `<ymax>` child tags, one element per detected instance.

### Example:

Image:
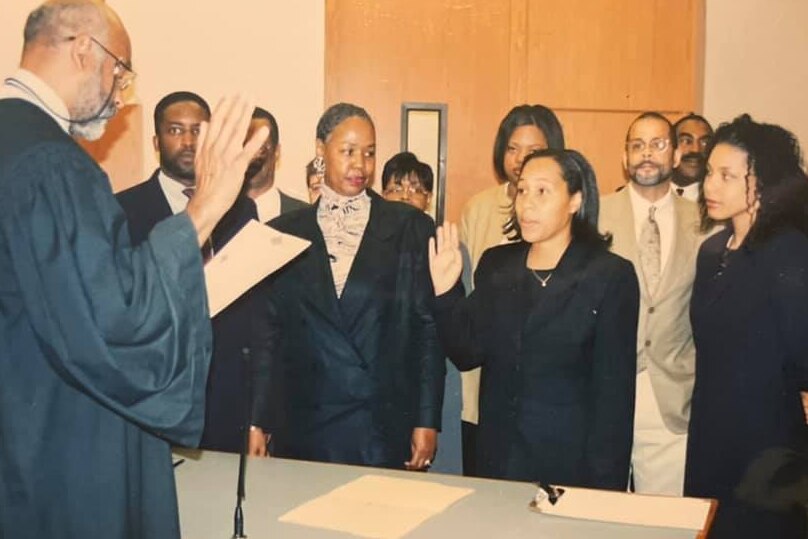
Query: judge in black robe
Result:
<box><xmin>0</xmin><ymin>97</ymin><xmax>211</xmax><ymax>536</ymax></box>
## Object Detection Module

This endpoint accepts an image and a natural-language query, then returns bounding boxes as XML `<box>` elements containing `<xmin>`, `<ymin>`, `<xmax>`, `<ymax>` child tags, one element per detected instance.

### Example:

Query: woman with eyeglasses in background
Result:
<box><xmin>381</xmin><ymin>152</ymin><xmax>433</xmax><ymax>212</ymax></box>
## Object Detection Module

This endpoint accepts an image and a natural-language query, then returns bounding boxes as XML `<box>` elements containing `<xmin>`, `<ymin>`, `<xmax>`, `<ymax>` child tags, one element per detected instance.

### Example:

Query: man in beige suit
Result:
<box><xmin>599</xmin><ymin>112</ymin><xmax>701</xmax><ymax>495</ymax></box>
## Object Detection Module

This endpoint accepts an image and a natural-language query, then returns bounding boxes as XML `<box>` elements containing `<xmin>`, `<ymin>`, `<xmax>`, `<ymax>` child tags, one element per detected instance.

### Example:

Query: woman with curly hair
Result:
<box><xmin>685</xmin><ymin>114</ymin><xmax>808</xmax><ymax>538</ymax></box>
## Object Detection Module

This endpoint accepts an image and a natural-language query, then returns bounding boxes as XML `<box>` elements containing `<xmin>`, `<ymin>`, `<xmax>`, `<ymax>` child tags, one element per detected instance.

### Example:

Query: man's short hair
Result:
<box><xmin>252</xmin><ymin>107</ymin><xmax>279</xmax><ymax>149</ymax></box>
<box><xmin>673</xmin><ymin>112</ymin><xmax>714</xmax><ymax>136</ymax></box>
<box><xmin>153</xmin><ymin>91</ymin><xmax>210</xmax><ymax>134</ymax></box>
<box><xmin>626</xmin><ymin>111</ymin><xmax>678</xmax><ymax>149</ymax></box>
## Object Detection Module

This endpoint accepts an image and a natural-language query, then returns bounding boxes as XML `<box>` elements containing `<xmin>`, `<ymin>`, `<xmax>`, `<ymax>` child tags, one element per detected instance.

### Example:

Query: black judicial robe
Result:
<box><xmin>0</xmin><ymin>99</ymin><xmax>212</xmax><ymax>538</ymax></box>
<box><xmin>250</xmin><ymin>193</ymin><xmax>445</xmax><ymax>468</ymax></box>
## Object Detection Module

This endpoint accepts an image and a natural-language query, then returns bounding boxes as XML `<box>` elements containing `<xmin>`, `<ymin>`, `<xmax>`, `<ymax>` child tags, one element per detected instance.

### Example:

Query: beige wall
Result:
<box><xmin>4</xmin><ymin>1</ymin><xmax>806</xmax><ymax>198</ymax></box>
<box><xmin>1</xmin><ymin>1</ymin><xmax>324</xmax><ymax>198</ymax></box>
<box><xmin>704</xmin><ymin>0</ymin><xmax>808</xmax><ymax>149</ymax></box>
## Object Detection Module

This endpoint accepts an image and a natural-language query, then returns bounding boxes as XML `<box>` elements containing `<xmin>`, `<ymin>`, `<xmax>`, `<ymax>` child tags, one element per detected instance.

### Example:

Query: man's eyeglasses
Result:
<box><xmin>65</xmin><ymin>35</ymin><xmax>136</xmax><ymax>91</ymax></box>
<box><xmin>625</xmin><ymin>138</ymin><xmax>670</xmax><ymax>154</ymax></box>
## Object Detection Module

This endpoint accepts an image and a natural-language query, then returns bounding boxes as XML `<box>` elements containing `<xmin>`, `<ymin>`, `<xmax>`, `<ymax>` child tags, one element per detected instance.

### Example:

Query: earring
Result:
<box><xmin>313</xmin><ymin>156</ymin><xmax>325</xmax><ymax>179</ymax></box>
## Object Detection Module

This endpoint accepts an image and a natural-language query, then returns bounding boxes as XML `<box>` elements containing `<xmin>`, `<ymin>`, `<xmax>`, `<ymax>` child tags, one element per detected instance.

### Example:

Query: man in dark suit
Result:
<box><xmin>243</xmin><ymin>107</ymin><xmax>307</xmax><ymax>222</ymax></box>
<box><xmin>116</xmin><ymin>91</ymin><xmax>256</xmax><ymax>453</ymax></box>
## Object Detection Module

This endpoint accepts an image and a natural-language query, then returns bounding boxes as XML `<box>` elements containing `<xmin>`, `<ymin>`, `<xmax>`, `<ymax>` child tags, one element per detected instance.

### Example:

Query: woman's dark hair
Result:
<box><xmin>381</xmin><ymin>152</ymin><xmax>434</xmax><ymax>192</ymax></box>
<box><xmin>492</xmin><ymin>104</ymin><xmax>565</xmax><ymax>183</ymax></box>
<box><xmin>701</xmin><ymin>114</ymin><xmax>808</xmax><ymax>246</ymax></box>
<box><xmin>316</xmin><ymin>102</ymin><xmax>374</xmax><ymax>142</ymax></box>
<box><xmin>504</xmin><ymin>148</ymin><xmax>611</xmax><ymax>248</ymax></box>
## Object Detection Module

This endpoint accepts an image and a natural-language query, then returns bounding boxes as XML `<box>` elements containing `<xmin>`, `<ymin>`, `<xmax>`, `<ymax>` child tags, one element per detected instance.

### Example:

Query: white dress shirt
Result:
<box><xmin>157</xmin><ymin>170</ymin><xmax>192</xmax><ymax>215</ymax></box>
<box><xmin>628</xmin><ymin>182</ymin><xmax>675</xmax><ymax>273</ymax></box>
<box><xmin>674</xmin><ymin>182</ymin><xmax>699</xmax><ymax>202</ymax></box>
<box><xmin>1</xmin><ymin>69</ymin><xmax>71</xmax><ymax>134</ymax></box>
<box><xmin>253</xmin><ymin>186</ymin><xmax>281</xmax><ymax>223</ymax></box>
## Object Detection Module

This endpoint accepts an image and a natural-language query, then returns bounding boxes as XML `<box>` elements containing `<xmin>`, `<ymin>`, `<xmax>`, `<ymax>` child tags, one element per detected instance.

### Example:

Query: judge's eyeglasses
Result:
<box><xmin>65</xmin><ymin>35</ymin><xmax>136</xmax><ymax>91</ymax></box>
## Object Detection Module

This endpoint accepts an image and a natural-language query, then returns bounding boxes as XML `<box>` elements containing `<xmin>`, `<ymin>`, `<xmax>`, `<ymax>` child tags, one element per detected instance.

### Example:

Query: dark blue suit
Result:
<box><xmin>686</xmin><ymin>227</ymin><xmax>808</xmax><ymax>538</ymax></box>
<box><xmin>250</xmin><ymin>191</ymin><xmax>445</xmax><ymax>468</ymax></box>
<box><xmin>437</xmin><ymin>239</ymin><xmax>638</xmax><ymax>489</ymax></box>
<box><xmin>116</xmin><ymin>170</ymin><xmax>257</xmax><ymax>453</ymax></box>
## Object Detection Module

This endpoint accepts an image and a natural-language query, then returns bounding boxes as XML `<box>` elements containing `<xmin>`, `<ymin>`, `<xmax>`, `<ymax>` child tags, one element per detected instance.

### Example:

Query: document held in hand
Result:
<box><xmin>204</xmin><ymin>220</ymin><xmax>310</xmax><ymax>317</ymax></box>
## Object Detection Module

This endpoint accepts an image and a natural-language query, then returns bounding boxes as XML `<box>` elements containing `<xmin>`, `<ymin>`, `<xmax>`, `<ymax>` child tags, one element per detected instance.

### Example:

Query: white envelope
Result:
<box><xmin>204</xmin><ymin>220</ymin><xmax>310</xmax><ymax>317</ymax></box>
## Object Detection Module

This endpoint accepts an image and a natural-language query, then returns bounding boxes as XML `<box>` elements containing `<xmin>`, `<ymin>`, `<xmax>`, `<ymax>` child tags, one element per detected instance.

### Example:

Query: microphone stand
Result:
<box><xmin>233</xmin><ymin>347</ymin><xmax>251</xmax><ymax>538</ymax></box>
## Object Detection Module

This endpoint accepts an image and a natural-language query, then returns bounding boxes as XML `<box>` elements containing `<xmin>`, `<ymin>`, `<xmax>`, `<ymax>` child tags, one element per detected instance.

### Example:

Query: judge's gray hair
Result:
<box><xmin>23</xmin><ymin>0</ymin><xmax>108</xmax><ymax>48</ymax></box>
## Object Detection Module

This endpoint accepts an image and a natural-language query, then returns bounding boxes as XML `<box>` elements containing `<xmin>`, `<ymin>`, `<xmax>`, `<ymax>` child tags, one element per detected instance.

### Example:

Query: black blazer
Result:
<box><xmin>685</xmin><ymin>228</ymin><xmax>808</xmax><ymax>537</ymax></box>
<box><xmin>251</xmin><ymin>191</ymin><xmax>445</xmax><ymax>469</ymax></box>
<box><xmin>116</xmin><ymin>169</ymin><xmax>257</xmax><ymax>453</ymax></box>
<box><xmin>278</xmin><ymin>190</ymin><xmax>308</xmax><ymax>217</ymax></box>
<box><xmin>437</xmin><ymin>239</ymin><xmax>639</xmax><ymax>489</ymax></box>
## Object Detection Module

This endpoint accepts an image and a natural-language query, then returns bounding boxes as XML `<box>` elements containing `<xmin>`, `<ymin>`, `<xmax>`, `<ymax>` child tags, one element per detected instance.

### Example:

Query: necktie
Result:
<box><xmin>638</xmin><ymin>205</ymin><xmax>661</xmax><ymax>297</ymax></box>
<box><xmin>181</xmin><ymin>187</ymin><xmax>213</xmax><ymax>261</ymax></box>
<box><xmin>676</xmin><ymin>187</ymin><xmax>684</xmax><ymax>196</ymax></box>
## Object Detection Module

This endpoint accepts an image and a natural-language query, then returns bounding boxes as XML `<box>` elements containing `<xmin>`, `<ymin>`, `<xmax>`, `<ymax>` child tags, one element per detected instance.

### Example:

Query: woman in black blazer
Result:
<box><xmin>430</xmin><ymin>149</ymin><xmax>639</xmax><ymax>489</ymax></box>
<box><xmin>247</xmin><ymin>103</ymin><xmax>444</xmax><ymax>471</ymax></box>
<box><xmin>685</xmin><ymin>115</ymin><xmax>808</xmax><ymax>538</ymax></box>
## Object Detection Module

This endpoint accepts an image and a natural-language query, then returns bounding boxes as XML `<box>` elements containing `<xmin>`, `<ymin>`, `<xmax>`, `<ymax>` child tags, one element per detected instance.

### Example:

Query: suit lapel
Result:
<box><xmin>522</xmin><ymin>240</ymin><xmax>591</xmax><ymax>334</ymax></box>
<box><xmin>606</xmin><ymin>189</ymin><xmax>650</xmax><ymax>300</ymax></box>
<box><xmin>338</xmin><ymin>193</ymin><xmax>399</xmax><ymax>328</ymax></box>
<box><xmin>654</xmin><ymin>196</ymin><xmax>697</xmax><ymax>302</ymax></box>
<box><xmin>292</xmin><ymin>204</ymin><xmax>343</xmax><ymax>325</ymax></box>
<box><xmin>699</xmin><ymin>228</ymin><xmax>740</xmax><ymax>310</ymax></box>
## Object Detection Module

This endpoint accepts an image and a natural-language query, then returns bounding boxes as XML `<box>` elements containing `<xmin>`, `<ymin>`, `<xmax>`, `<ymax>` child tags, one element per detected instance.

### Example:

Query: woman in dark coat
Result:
<box><xmin>429</xmin><ymin>149</ymin><xmax>639</xmax><ymax>489</ymax></box>
<box><xmin>248</xmin><ymin>103</ymin><xmax>444</xmax><ymax>471</ymax></box>
<box><xmin>685</xmin><ymin>115</ymin><xmax>808</xmax><ymax>538</ymax></box>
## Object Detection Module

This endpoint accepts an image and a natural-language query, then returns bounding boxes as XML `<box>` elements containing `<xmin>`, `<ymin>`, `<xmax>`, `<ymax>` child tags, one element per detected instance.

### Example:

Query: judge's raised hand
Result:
<box><xmin>428</xmin><ymin>223</ymin><xmax>462</xmax><ymax>296</ymax></box>
<box><xmin>801</xmin><ymin>392</ymin><xmax>808</xmax><ymax>424</ymax></box>
<box><xmin>186</xmin><ymin>95</ymin><xmax>269</xmax><ymax>247</ymax></box>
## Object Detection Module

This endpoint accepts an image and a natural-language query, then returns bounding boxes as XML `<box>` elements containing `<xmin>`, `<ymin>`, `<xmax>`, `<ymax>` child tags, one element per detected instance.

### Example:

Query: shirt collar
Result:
<box><xmin>253</xmin><ymin>185</ymin><xmax>281</xmax><ymax>222</ymax></box>
<box><xmin>157</xmin><ymin>170</ymin><xmax>193</xmax><ymax>214</ymax></box>
<box><xmin>627</xmin><ymin>181</ymin><xmax>674</xmax><ymax>215</ymax></box>
<box><xmin>1</xmin><ymin>69</ymin><xmax>71</xmax><ymax>134</ymax></box>
<box><xmin>318</xmin><ymin>182</ymin><xmax>370</xmax><ymax>210</ymax></box>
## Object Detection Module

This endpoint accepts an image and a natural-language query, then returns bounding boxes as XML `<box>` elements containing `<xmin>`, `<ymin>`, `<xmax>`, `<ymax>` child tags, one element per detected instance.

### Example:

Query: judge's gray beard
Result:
<box><xmin>69</xmin><ymin>70</ymin><xmax>117</xmax><ymax>141</ymax></box>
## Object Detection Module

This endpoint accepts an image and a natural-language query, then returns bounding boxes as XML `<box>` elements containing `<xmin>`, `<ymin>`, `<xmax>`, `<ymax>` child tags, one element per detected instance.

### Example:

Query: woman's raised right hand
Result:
<box><xmin>428</xmin><ymin>223</ymin><xmax>463</xmax><ymax>296</ymax></box>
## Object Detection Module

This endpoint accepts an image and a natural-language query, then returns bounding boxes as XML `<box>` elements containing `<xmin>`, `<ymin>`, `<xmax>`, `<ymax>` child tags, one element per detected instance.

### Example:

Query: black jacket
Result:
<box><xmin>116</xmin><ymin>169</ymin><xmax>256</xmax><ymax>452</ymax></box>
<box><xmin>250</xmin><ymin>192</ymin><xmax>445</xmax><ymax>468</ymax></box>
<box><xmin>437</xmin><ymin>239</ymin><xmax>639</xmax><ymax>489</ymax></box>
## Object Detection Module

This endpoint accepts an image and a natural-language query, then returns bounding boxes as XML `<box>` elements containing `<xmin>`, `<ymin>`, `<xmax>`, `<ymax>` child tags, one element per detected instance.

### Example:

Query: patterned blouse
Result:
<box><xmin>316</xmin><ymin>183</ymin><xmax>371</xmax><ymax>297</ymax></box>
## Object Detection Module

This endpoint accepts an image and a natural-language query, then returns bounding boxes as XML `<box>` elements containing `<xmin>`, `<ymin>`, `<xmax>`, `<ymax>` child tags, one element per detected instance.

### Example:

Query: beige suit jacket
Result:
<box><xmin>599</xmin><ymin>188</ymin><xmax>701</xmax><ymax>434</ymax></box>
<box><xmin>458</xmin><ymin>183</ymin><xmax>512</xmax><ymax>424</ymax></box>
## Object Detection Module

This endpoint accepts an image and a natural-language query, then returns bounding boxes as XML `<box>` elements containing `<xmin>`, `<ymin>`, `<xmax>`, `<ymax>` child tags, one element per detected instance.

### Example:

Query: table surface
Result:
<box><xmin>174</xmin><ymin>449</ymin><xmax>700</xmax><ymax>539</ymax></box>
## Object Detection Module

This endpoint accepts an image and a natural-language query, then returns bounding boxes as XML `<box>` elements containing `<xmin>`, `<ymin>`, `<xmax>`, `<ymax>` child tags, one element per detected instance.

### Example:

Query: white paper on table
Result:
<box><xmin>530</xmin><ymin>485</ymin><xmax>714</xmax><ymax>531</ymax></box>
<box><xmin>278</xmin><ymin>474</ymin><xmax>474</xmax><ymax>539</ymax></box>
<box><xmin>204</xmin><ymin>220</ymin><xmax>310</xmax><ymax>317</ymax></box>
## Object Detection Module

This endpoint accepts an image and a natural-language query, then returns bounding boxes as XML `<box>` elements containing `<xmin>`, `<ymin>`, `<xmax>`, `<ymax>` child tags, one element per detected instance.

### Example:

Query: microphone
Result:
<box><xmin>232</xmin><ymin>347</ymin><xmax>252</xmax><ymax>538</ymax></box>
